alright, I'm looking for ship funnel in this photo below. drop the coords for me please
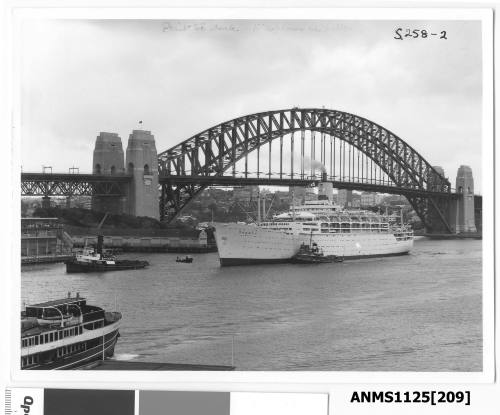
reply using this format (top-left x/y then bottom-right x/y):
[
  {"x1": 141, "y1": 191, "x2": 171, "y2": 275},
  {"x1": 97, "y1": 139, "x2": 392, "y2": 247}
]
[{"x1": 318, "y1": 173, "x2": 333, "y2": 201}]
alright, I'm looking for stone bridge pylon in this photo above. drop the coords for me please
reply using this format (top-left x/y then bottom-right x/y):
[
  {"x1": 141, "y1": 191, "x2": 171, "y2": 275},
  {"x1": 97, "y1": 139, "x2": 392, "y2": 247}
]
[{"x1": 91, "y1": 130, "x2": 159, "y2": 219}]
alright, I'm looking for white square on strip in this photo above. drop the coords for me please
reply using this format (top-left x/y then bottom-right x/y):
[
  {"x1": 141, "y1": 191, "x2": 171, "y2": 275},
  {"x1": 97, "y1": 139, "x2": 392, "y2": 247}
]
[
  {"x1": 7, "y1": 388, "x2": 44, "y2": 415},
  {"x1": 230, "y1": 392, "x2": 328, "y2": 415}
]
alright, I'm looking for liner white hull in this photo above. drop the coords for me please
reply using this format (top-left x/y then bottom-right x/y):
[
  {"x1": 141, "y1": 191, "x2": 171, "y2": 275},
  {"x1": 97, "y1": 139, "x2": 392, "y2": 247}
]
[{"x1": 215, "y1": 223, "x2": 413, "y2": 266}]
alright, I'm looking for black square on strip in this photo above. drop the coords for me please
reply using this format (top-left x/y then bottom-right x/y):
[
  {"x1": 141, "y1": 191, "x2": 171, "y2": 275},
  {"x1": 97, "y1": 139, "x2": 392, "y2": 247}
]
[{"x1": 44, "y1": 389, "x2": 135, "y2": 415}]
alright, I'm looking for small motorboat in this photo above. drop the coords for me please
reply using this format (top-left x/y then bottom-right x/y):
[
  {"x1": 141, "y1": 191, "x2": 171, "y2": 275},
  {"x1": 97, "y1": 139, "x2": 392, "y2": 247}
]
[
  {"x1": 176, "y1": 256, "x2": 193, "y2": 263},
  {"x1": 291, "y1": 242, "x2": 338, "y2": 264}
]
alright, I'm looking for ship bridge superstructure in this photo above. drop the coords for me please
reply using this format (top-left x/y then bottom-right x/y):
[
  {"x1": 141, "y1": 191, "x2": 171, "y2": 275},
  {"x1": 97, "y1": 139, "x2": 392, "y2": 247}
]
[{"x1": 260, "y1": 199, "x2": 411, "y2": 239}]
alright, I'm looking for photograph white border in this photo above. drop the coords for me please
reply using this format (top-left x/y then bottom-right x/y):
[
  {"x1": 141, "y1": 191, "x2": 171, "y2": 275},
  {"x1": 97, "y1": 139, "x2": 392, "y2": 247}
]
[{"x1": 4, "y1": 6, "x2": 495, "y2": 389}]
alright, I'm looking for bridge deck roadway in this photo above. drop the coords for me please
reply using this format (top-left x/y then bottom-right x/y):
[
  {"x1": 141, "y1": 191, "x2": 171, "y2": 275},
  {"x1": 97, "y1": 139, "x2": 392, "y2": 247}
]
[
  {"x1": 20, "y1": 172, "x2": 459, "y2": 199},
  {"x1": 159, "y1": 175, "x2": 457, "y2": 199}
]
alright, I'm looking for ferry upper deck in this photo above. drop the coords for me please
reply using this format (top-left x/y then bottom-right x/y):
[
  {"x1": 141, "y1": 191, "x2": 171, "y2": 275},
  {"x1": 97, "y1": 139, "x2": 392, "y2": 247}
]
[{"x1": 21, "y1": 293, "x2": 117, "y2": 344}]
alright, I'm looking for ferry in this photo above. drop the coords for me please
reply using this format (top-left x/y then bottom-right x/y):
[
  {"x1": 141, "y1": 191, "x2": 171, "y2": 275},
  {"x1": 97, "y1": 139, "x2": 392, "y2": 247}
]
[
  {"x1": 20, "y1": 293, "x2": 121, "y2": 370},
  {"x1": 65, "y1": 235, "x2": 149, "y2": 273},
  {"x1": 214, "y1": 179, "x2": 413, "y2": 266}
]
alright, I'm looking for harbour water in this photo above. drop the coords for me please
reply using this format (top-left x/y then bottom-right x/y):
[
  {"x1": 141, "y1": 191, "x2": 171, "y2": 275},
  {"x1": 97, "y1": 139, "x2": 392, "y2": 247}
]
[{"x1": 21, "y1": 237, "x2": 482, "y2": 371}]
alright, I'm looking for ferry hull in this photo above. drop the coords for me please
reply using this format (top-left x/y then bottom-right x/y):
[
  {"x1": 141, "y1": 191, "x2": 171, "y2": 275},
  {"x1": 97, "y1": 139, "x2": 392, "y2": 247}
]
[{"x1": 25, "y1": 328, "x2": 120, "y2": 370}]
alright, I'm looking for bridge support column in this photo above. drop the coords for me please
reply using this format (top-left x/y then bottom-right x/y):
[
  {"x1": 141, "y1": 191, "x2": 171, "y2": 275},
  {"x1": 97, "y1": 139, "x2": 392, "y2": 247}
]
[
  {"x1": 450, "y1": 165, "x2": 477, "y2": 233},
  {"x1": 125, "y1": 130, "x2": 159, "y2": 219},
  {"x1": 91, "y1": 132, "x2": 126, "y2": 214}
]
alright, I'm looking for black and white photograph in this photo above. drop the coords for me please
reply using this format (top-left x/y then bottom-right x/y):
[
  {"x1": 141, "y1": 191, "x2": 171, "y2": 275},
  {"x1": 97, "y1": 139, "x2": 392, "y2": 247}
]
[{"x1": 14, "y1": 10, "x2": 492, "y2": 377}]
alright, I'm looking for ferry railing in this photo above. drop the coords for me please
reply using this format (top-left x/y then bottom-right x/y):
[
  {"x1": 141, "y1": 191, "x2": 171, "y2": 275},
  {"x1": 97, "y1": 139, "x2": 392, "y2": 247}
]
[{"x1": 82, "y1": 310, "x2": 105, "y2": 323}]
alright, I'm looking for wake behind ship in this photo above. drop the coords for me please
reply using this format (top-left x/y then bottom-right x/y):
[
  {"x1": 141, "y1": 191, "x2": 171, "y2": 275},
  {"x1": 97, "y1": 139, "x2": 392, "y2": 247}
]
[
  {"x1": 215, "y1": 179, "x2": 413, "y2": 266},
  {"x1": 21, "y1": 293, "x2": 121, "y2": 369}
]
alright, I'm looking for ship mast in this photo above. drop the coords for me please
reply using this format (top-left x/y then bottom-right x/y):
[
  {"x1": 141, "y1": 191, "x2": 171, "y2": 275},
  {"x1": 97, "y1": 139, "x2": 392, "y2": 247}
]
[
  {"x1": 257, "y1": 188, "x2": 261, "y2": 224},
  {"x1": 395, "y1": 204, "x2": 405, "y2": 227},
  {"x1": 262, "y1": 195, "x2": 266, "y2": 221}
]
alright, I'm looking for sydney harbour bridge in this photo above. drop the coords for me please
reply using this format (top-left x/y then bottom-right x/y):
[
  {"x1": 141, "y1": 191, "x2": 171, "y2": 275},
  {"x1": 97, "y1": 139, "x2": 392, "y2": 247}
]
[{"x1": 21, "y1": 108, "x2": 480, "y2": 234}]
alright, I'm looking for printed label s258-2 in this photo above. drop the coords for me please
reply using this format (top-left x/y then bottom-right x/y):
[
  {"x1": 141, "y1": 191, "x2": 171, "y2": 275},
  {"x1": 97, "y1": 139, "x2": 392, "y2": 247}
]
[{"x1": 394, "y1": 28, "x2": 447, "y2": 40}]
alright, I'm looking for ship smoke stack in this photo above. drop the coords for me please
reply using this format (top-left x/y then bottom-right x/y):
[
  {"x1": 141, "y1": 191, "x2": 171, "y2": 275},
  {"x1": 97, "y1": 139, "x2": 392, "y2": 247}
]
[
  {"x1": 318, "y1": 174, "x2": 333, "y2": 202},
  {"x1": 302, "y1": 157, "x2": 327, "y2": 176}
]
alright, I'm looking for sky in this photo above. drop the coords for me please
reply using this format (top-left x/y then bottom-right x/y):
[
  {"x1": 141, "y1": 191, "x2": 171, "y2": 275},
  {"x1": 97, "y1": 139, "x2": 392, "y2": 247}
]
[{"x1": 19, "y1": 19, "x2": 483, "y2": 192}]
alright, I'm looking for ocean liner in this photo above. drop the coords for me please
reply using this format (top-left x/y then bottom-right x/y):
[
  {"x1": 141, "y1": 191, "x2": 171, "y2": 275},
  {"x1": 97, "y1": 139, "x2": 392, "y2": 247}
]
[
  {"x1": 20, "y1": 293, "x2": 121, "y2": 369},
  {"x1": 214, "y1": 176, "x2": 414, "y2": 266}
]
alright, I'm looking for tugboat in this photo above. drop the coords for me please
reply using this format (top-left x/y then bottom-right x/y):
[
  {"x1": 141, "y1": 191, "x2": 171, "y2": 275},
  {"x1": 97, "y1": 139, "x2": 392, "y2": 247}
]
[
  {"x1": 176, "y1": 256, "x2": 193, "y2": 263},
  {"x1": 65, "y1": 236, "x2": 149, "y2": 273},
  {"x1": 21, "y1": 292, "x2": 121, "y2": 370},
  {"x1": 291, "y1": 242, "x2": 340, "y2": 264}
]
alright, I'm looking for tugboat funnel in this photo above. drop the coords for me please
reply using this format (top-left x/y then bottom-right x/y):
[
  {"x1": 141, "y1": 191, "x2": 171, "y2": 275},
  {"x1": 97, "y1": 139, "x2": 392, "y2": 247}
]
[{"x1": 97, "y1": 235, "x2": 104, "y2": 255}]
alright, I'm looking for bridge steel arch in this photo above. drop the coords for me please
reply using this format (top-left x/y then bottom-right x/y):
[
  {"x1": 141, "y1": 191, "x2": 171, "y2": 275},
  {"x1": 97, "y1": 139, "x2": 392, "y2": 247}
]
[{"x1": 158, "y1": 108, "x2": 452, "y2": 231}]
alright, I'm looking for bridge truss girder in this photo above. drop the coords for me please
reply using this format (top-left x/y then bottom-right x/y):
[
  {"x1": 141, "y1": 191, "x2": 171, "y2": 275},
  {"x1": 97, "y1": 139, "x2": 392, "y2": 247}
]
[
  {"x1": 20, "y1": 174, "x2": 130, "y2": 197},
  {"x1": 406, "y1": 195, "x2": 453, "y2": 233},
  {"x1": 160, "y1": 182, "x2": 207, "y2": 221}
]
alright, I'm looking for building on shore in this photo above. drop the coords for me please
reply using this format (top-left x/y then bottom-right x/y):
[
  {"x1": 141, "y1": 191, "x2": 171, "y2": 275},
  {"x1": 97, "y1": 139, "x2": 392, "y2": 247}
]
[
  {"x1": 21, "y1": 218, "x2": 72, "y2": 263},
  {"x1": 233, "y1": 185, "x2": 259, "y2": 203},
  {"x1": 351, "y1": 193, "x2": 361, "y2": 208},
  {"x1": 337, "y1": 189, "x2": 353, "y2": 208},
  {"x1": 360, "y1": 192, "x2": 384, "y2": 207}
]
